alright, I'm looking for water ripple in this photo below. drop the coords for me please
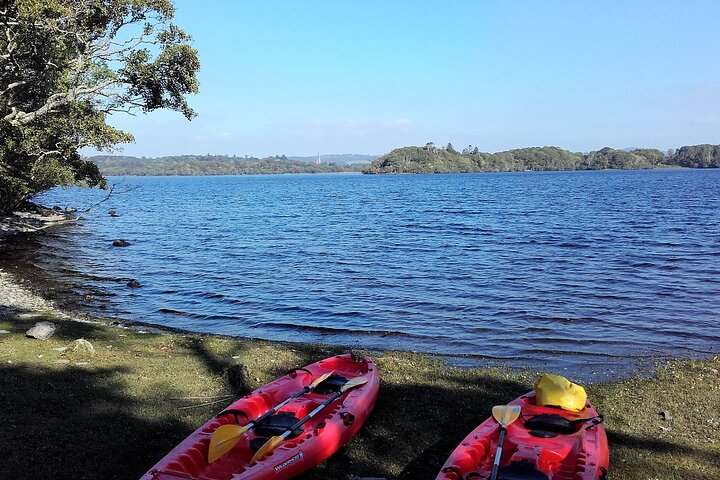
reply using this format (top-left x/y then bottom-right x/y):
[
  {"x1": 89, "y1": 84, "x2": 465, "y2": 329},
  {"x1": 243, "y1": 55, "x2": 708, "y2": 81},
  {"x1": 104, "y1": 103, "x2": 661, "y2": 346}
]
[{"x1": 5, "y1": 169, "x2": 718, "y2": 378}]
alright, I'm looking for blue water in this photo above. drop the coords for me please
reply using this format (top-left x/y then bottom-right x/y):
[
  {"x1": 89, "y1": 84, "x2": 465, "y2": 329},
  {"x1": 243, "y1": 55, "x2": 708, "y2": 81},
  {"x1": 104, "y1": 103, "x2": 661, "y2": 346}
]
[{"x1": 9, "y1": 170, "x2": 720, "y2": 375}]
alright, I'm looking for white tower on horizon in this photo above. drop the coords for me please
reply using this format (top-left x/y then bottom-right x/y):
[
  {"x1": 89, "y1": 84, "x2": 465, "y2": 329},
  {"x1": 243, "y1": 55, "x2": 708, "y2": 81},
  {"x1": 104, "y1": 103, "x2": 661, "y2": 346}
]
[{"x1": 316, "y1": 152, "x2": 321, "y2": 164}]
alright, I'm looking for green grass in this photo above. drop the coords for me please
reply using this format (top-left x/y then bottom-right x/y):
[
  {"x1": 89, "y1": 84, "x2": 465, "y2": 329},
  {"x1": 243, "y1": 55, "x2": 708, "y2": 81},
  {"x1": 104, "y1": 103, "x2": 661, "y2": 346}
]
[{"x1": 1, "y1": 310, "x2": 718, "y2": 479}]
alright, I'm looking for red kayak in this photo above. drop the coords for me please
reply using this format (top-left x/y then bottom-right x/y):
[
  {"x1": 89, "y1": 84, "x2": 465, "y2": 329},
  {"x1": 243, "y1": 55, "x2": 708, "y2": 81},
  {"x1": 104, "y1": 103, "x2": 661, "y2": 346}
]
[
  {"x1": 436, "y1": 391, "x2": 609, "y2": 480},
  {"x1": 141, "y1": 354, "x2": 379, "y2": 480}
]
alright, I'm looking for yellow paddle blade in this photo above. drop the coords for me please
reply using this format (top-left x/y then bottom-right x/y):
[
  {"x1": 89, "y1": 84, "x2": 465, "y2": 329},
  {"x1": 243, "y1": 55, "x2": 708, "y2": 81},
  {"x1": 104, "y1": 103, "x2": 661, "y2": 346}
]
[
  {"x1": 251, "y1": 435, "x2": 283, "y2": 463},
  {"x1": 491, "y1": 405, "x2": 521, "y2": 428},
  {"x1": 207, "y1": 424, "x2": 249, "y2": 463},
  {"x1": 341, "y1": 376, "x2": 368, "y2": 392},
  {"x1": 311, "y1": 371, "x2": 334, "y2": 389}
]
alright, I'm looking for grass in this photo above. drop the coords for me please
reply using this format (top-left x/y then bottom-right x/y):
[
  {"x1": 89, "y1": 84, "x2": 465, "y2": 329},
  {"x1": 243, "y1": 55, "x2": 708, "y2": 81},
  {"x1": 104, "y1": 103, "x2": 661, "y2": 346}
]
[{"x1": 1, "y1": 309, "x2": 718, "y2": 479}]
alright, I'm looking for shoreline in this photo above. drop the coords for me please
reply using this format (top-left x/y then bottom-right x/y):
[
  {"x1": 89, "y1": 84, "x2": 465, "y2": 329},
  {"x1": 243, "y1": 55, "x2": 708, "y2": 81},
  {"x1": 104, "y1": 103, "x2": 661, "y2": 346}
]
[
  {"x1": 0, "y1": 250, "x2": 691, "y2": 383},
  {"x1": 1, "y1": 217, "x2": 716, "y2": 381},
  {"x1": 2, "y1": 236, "x2": 720, "y2": 478}
]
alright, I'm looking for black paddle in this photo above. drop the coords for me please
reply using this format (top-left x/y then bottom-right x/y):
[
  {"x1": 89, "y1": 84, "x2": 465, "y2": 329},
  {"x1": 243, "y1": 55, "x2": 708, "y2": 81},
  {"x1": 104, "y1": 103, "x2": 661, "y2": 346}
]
[{"x1": 251, "y1": 376, "x2": 368, "y2": 462}]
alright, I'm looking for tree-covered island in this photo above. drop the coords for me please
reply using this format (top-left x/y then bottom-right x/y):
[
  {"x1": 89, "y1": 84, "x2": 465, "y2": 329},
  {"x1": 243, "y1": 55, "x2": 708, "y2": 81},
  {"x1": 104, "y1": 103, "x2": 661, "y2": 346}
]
[{"x1": 363, "y1": 143, "x2": 720, "y2": 174}]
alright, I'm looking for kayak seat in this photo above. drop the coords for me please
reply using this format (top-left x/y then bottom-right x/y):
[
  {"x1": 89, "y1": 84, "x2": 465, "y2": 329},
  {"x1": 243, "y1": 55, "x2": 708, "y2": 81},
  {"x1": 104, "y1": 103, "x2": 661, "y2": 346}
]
[
  {"x1": 253, "y1": 411, "x2": 304, "y2": 438},
  {"x1": 313, "y1": 374, "x2": 348, "y2": 394},
  {"x1": 497, "y1": 461, "x2": 550, "y2": 480},
  {"x1": 524, "y1": 414, "x2": 578, "y2": 435}
]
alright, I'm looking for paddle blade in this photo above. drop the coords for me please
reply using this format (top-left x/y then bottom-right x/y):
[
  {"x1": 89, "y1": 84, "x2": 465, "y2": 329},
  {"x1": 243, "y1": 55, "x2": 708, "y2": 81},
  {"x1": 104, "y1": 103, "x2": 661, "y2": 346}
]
[
  {"x1": 251, "y1": 435, "x2": 283, "y2": 462},
  {"x1": 310, "y1": 371, "x2": 334, "y2": 389},
  {"x1": 491, "y1": 405, "x2": 521, "y2": 428},
  {"x1": 341, "y1": 376, "x2": 368, "y2": 392},
  {"x1": 208, "y1": 424, "x2": 249, "y2": 463}
]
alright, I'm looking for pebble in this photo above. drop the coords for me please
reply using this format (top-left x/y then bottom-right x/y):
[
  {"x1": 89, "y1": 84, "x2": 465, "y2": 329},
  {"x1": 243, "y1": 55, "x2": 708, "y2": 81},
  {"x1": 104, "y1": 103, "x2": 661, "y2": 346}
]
[{"x1": 0, "y1": 271, "x2": 54, "y2": 310}]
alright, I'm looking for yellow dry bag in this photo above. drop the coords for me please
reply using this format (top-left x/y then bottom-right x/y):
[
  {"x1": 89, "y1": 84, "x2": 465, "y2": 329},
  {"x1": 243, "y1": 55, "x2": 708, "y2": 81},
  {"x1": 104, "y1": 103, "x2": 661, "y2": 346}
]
[{"x1": 534, "y1": 373, "x2": 587, "y2": 412}]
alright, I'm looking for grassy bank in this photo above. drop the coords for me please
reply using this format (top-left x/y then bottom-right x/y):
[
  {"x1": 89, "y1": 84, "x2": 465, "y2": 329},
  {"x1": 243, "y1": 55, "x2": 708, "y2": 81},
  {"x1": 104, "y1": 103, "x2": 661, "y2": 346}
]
[{"x1": 1, "y1": 310, "x2": 718, "y2": 480}]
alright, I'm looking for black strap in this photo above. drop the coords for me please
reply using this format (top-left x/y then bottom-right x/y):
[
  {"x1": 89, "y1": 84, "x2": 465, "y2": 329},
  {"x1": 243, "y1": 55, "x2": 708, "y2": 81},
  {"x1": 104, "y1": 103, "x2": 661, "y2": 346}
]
[
  {"x1": 216, "y1": 408, "x2": 249, "y2": 424},
  {"x1": 584, "y1": 415, "x2": 604, "y2": 430},
  {"x1": 286, "y1": 367, "x2": 313, "y2": 379},
  {"x1": 572, "y1": 414, "x2": 604, "y2": 426}
]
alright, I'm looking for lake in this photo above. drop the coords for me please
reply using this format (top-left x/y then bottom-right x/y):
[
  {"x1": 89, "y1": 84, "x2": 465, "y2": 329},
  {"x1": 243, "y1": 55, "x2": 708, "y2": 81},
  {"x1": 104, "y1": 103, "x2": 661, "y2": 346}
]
[{"x1": 4, "y1": 169, "x2": 720, "y2": 377}]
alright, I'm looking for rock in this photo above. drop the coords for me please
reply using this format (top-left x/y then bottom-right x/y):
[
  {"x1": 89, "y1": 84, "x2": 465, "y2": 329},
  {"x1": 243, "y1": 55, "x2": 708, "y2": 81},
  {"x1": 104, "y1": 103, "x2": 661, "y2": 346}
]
[
  {"x1": 0, "y1": 329, "x2": 10, "y2": 334},
  {"x1": 108, "y1": 209, "x2": 118, "y2": 217},
  {"x1": 127, "y1": 279, "x2": 141, "y2": 288},
  {"x1": 25, "y1": 321, "x2": 57, "y2": 340},
  {"x1": 65, "y1": 207, "x2": 78, "y2": 213},
  {"x1": 68, "y1": 338, "x2": 95, "y2": 356},
  {"x1": 659, "y1": 410, "x2": 672, "y2": 421},
  {"x1": 112, "y1": 239, "x2": 130, "y2": 247}
]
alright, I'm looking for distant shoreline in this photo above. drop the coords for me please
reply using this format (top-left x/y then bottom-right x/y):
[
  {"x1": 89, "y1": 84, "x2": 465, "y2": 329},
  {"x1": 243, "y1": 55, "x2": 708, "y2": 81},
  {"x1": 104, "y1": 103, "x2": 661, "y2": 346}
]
[{"x1": 89, "y1": 144, "x2": 720, "y2": 176}]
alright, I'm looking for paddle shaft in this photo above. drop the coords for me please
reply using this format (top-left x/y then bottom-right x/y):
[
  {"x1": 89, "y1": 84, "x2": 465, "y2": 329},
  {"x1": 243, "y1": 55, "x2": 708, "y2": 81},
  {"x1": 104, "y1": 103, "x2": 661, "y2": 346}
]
[
  {"x1": 240, "y1": 371, "x2": 334, "y2": 434},
  {"x1": 275, "y1": 388, "x2": 345, "y2": 442},
  {"x1": 250, "y1": 376, "x2": 367, "y2": 462},
  {"x1": 489, "y1": 426, "x2": 508, "y2": 480},
  {"x1": 248, "y1": 383, "x2": 315, "y2": 430}
]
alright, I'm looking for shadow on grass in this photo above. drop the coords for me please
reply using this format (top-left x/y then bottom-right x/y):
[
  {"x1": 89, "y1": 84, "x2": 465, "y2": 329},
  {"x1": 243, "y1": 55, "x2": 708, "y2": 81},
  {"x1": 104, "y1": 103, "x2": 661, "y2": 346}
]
[
  {"x1": 183, "y1": 336, "x2": 253, "y2": 395},
  {"x1": 297, "y1": 374, "x2": 529, "y2": 480},
  {"x1": 2, "y1": 333, "x2": 718, "y2": 480},
  {"x1": 607, "y1": 430, "x2": 720, "y2": 480},
  {"x1": 0, "y1": 306, "x2": 114, "y2": 342},
  {"x1": 0, "y1": 363, "x2": 194, "y2": 480}
]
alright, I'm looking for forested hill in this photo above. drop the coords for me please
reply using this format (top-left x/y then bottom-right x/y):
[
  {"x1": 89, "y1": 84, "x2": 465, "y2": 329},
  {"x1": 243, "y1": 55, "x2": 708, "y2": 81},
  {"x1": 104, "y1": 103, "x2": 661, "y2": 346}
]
[
  {"x1": 363, "y1": 144, "x2": 720, "y2": 174},
  {"x1": 90, "y1": 154, "x2": 374, "y2": 176}
]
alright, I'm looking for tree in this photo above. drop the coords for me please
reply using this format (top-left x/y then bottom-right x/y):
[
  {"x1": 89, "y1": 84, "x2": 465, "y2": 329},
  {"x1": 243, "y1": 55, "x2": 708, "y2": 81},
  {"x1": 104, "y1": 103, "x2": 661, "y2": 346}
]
[
  {"x1": 0, "y1": 0, "x2": 200, "y2": 212},
  {"x1": 446, "y1": 142, "x2": 456, "y2": 153}
]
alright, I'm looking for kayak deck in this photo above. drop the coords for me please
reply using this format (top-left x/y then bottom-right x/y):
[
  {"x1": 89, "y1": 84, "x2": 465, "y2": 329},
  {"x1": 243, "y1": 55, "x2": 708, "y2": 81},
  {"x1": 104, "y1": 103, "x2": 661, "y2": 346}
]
[
  {"x1": 142, "y1": 354, "x2": 379, "y2": 480},
  {"x1": 437, "y1": 392, "x2": 609, "y2": 480}
]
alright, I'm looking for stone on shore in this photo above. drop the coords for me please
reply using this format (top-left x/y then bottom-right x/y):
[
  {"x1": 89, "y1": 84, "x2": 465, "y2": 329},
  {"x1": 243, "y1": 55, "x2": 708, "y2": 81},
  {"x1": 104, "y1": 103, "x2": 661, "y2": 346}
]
[
  {"x1": 25, "y1": 321, "x2": 57, "y2": 340},
  {"x1": 68, "y1": 338, "x2": 95, "y2": 356}
]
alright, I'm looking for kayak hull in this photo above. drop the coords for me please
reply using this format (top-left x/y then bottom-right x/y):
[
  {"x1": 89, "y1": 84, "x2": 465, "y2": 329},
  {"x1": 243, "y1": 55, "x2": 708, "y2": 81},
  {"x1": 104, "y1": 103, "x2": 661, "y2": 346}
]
[
  {"x1": 436, "y1": 391, "x2": 609, "y2": 480},
  {"x1": 141, "y1": 354, "x2": 379, "y2": 480}
]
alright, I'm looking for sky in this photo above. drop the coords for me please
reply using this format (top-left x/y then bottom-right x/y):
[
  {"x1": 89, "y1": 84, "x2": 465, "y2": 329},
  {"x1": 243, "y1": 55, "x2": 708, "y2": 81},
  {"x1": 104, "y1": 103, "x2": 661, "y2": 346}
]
[{"x1": 97, "y1": 0, "x2": 720, "y2": 158}]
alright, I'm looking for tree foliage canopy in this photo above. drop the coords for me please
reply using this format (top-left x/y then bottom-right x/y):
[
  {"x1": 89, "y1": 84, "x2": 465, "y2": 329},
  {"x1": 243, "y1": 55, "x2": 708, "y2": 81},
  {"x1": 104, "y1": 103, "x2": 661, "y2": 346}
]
[
  {"x1": 363, "y1": 144, "x2": 720, "y2": 174},
  {"x1": 0, "y1": 0, "x2": 199, "y2": 212}
]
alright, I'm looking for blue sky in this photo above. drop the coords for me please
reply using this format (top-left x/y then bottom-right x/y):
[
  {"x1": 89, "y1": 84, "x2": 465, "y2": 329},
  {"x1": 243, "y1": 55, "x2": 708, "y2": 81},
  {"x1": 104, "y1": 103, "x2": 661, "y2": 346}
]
[{"x1": 100, "y1": 0, "x2": 720, "y2": 157}]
